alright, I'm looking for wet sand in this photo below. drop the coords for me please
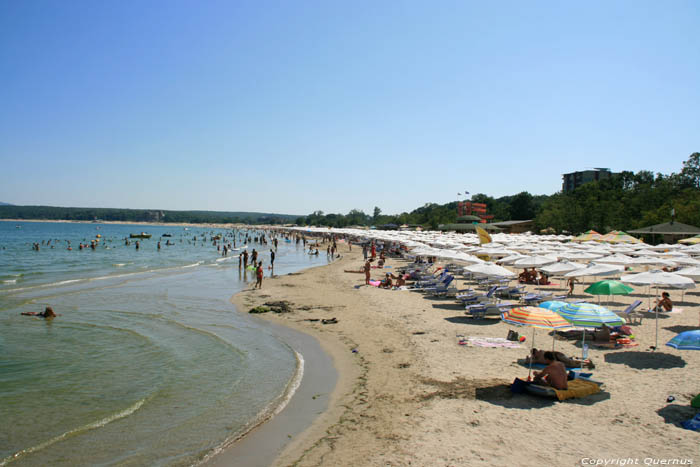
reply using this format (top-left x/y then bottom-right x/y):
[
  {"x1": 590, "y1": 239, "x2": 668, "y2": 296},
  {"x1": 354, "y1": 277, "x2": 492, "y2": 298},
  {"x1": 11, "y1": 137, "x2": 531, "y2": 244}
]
[{"x1": 212, "y1": 245, "x2": 699, "y2": 466}]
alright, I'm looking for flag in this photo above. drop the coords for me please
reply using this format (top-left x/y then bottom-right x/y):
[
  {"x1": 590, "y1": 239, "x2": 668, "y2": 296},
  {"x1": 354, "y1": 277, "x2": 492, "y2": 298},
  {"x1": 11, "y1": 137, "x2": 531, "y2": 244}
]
[{"x1": 475, "y1": 225, "x2": 492, "y2": 245}]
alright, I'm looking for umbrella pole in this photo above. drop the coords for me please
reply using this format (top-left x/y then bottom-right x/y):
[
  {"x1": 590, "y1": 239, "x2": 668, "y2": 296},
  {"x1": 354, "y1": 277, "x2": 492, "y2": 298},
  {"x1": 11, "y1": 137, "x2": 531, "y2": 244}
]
[
  {"x1": 581, "y1": 326, "x2": 586, "y2": 362},
  {"x1": 655, "y1": 285, "x2": 659, "y2": 350},
  {"x1": 528, "y1": 328, "x2": 535, "y2": 380}
]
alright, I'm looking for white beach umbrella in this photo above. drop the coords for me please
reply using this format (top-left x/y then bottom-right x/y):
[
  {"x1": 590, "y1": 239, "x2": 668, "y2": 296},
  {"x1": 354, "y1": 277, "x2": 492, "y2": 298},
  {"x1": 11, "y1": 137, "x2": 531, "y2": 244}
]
[
  {"x1": 464, "y1": 263, "x2": 516, "y2": 278},
  {"x1": 558, "y1": 251, "x2": 605, "y2": 261},
  {"x1": 512, "y1": 255, "x2": 558, "y2": 268},
  {"x1": 539, "y1": 261, "x2": 586, "y2": 276},
  {"x1": 596, "y1": 254, "x2": 635, "y2": 265},
  {"x1": 564, "y1": 263, "x2": 625, "y2": 278},
  {"x1": 496, "y1": 254, "x2": 526, "y2": 265},
  {"x1": 473, "y1": 247, "x2": 516, "y2": 258},
  {"x1": 620, "y1": 270, "x2": 696, "y2": 349},
  {"x1": 675, "y1": 266, "x2": 700, "y2": 280}
]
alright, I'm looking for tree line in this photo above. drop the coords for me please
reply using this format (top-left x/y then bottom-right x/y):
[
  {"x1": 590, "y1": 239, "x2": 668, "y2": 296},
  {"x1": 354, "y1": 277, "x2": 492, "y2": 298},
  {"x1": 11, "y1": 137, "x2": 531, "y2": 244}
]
[
  {"x1": 295, "y1": 153, "x2": 700, "y2": 234},
  {"x1": 0, "y1": 205, "x2": 298, "y2": 225}
]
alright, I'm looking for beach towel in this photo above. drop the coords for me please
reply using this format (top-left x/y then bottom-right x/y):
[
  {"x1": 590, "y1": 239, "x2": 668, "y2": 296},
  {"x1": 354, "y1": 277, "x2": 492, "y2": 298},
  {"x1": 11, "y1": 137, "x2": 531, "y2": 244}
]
[
  {"x1": 518, "y1": 360, "x2": 582, "y2": 371},
  {"x1": 467, "y1": 337, "x2": 521, "y2": 349},
  {"x1": 369, "y1": 280, "x2": 381, "y2": 287},
  {"x1": 681, "y1": 413, "x2": 700, "y2": 432},
  {"x1": 553, "y1": 379, "x2": 601, "y2": 401}
]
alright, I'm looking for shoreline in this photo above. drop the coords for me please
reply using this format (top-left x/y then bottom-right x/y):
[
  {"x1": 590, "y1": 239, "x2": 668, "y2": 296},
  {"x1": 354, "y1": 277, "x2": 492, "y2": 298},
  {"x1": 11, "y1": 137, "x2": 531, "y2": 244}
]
[
  {"x1": 207, "y1": 243, "x2": 698, "y2": 466},
  {"x1": 208, "y1": 253, "x2": 360, "y2": 466}
]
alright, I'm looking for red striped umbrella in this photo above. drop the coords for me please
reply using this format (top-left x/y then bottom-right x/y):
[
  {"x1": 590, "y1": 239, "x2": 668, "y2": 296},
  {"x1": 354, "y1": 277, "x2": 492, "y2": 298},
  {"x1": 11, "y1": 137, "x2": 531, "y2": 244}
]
[
  {"x1": 501, "y1": 306, "x2": 573, "y2": 379},
  {"x1": 501, "y1": 306, "x2": 572, "y2": 329}
]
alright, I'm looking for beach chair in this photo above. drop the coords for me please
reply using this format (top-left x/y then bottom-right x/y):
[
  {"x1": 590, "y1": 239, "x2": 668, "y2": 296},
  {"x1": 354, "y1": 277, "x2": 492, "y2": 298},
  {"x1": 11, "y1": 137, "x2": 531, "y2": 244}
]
[
  {"x1": 457, "y1": 285, "x2": 499, "y2": 305},
  {"x1": 619, "y1": 300, "x2": 643, "y2": 325},
  {"x1": 412, "y1": 270, "x2": 448, "y2": 287},
  {"x1": 466, "y1": 301, "x2": 518, "y2": 319},
  {"x1": 496, "y1": 285, "x2": 526, "y2": 299},
  {"x1": 423, "y1": 276, "x2": 455, "y2": 294}
]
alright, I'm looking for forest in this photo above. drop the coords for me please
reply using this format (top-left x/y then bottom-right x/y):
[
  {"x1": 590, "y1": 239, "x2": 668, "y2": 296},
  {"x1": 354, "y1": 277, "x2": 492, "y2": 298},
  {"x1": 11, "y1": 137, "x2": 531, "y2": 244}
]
[
  {"x1": 2, "y1": 153, "x2": 698, "y2": 234},
  {"x1": 0, "y1": 205, "x2": 298, "y2": 225},
  {"x1": 295, "y1": 152, "x2": 700, "y2": 234}
]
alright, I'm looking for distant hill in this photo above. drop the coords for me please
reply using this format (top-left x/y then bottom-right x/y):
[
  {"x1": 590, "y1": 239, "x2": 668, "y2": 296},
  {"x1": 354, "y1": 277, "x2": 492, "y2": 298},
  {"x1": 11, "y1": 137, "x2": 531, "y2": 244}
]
[
  {"x1": 0, "y1": 202, "x2": 12, "y2": 206},
  {"x1": 0, "y1": 205, "x2": 299, "y2": 225}
]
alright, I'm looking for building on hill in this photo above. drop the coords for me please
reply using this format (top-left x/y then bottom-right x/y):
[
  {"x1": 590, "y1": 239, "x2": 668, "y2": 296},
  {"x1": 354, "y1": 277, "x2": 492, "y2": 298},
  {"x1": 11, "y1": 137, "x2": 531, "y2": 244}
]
[
  {"x1": 457, "y1": 202, "x2": 494, "y2": 222},
  {"x1": 562, "y1": 168, "x2": 615, "y2": 192}
]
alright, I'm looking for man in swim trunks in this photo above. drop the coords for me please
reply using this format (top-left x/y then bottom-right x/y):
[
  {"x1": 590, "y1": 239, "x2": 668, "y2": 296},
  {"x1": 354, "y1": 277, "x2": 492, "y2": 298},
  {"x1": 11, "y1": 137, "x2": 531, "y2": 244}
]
[
  {"x1": 532, "y1": 351, "x2": 568, "y2": 390},
  {"x1": 364, "y1": 260, "x2": 371, "y2": 285}
]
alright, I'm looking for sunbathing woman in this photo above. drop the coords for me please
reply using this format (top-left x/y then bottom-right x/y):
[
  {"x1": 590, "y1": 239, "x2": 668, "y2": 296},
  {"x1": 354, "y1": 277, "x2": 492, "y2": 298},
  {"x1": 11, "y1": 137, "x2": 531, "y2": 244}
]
[
  {"x1": 526, "y1": 348, "x2": 595, "y2": 369},
  {"x1": 653, "y1": 292, "x2": 673, "y2": 312}
]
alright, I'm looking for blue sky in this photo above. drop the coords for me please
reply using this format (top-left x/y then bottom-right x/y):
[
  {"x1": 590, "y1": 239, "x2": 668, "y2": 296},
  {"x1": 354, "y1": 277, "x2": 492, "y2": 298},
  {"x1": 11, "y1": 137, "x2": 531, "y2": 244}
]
[{"x1": 1, "y1": 1, "x2": 698, "y2": 216}]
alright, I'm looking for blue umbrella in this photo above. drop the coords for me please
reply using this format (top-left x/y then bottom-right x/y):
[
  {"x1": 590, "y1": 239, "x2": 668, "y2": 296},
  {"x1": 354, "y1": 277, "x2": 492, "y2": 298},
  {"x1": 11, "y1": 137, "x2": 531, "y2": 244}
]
[
  {"x1": 538, "y1": 301, "x2": 568, "y2": 312},
  {"x1": 666, "y1": 330, "x2": 700, "y2": 351}
]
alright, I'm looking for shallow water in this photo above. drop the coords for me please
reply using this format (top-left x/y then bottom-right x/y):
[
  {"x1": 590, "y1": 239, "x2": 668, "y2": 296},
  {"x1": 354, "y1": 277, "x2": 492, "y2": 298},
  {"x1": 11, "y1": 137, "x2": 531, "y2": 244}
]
[{"x1": 0, "y1": 221, "x2": 327, "y2": 466}]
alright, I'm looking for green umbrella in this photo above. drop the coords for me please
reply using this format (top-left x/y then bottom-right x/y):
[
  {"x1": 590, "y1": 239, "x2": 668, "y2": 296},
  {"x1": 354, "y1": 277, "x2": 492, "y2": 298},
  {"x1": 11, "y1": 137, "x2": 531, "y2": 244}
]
[
  {"x1": 584, "y1": 280, "x2": 634, "y2": 295},
  {"x1": 584, "y1": 280, "x2": 634, "y2": 305}
]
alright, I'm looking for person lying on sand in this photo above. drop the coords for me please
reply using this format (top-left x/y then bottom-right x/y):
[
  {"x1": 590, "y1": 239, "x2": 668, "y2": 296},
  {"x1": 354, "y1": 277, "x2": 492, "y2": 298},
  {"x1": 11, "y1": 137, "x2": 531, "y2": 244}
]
[
  {"x1": 532, "y1": 351, "x2": 568, "y2": 390},
  {"x1": 556, "y1": 324, "x2": 612, "y2": 343},
  {"x1": 526, "y1": 348, "x2": 594, "y2": 369}
]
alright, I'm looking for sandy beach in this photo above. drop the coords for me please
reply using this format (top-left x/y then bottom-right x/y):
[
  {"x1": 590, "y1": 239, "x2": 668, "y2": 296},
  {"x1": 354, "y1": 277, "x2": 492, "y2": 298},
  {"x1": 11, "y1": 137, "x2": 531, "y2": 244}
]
[{"x1": 224, "y1": 243, "x2": 698, "y2": 467}]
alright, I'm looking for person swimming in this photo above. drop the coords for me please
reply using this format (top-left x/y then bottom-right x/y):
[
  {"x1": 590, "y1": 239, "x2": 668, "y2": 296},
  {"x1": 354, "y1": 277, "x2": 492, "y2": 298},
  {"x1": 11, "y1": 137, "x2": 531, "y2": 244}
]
[{"x1": 22, "y1": 306, "x2": 57, "y2": 318}]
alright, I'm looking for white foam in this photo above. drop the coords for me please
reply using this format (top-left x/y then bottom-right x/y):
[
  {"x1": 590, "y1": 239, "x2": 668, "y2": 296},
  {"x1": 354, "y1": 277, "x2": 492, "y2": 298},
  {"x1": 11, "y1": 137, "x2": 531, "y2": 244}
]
[
  {"x1": 1, "y1": 398, "x2": 146, "y2": 466},
  {"x1": 197, "y1": 350, "x2": 305, "y2": 465}
]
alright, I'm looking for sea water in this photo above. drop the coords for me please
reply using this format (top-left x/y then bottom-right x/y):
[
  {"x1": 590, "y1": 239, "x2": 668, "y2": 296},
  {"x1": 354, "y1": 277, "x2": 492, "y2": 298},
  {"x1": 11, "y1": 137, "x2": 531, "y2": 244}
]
[{"x1": 0, "y1": 221, "x2": 328, "y2": 466}]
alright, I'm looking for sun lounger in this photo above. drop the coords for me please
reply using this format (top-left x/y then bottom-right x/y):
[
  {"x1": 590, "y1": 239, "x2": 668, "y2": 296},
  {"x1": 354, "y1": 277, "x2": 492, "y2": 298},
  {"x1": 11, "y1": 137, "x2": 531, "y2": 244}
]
[
  {"x1": 618, "y1": 299, "x2": 643, "y2": 325},
  {"x1": 418, "y1": 275, "x2": 454, "y2": 293},
  {"x1": 457, "y1": 285, "x2": 499, "y2": 305},
  {"x1": 465, "y1": 301, "x2": 518, "y2": 319}
]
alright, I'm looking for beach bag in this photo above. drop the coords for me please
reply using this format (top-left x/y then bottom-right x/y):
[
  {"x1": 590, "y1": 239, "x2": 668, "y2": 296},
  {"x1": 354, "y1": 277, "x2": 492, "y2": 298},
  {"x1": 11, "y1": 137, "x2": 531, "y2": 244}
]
[{"x1": 507, "y1": 330, "x2": 520, "y2": 342}]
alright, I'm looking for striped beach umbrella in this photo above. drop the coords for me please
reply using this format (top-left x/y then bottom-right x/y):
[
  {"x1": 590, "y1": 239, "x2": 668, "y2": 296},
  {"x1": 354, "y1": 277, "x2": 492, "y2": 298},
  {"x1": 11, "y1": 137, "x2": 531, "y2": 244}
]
[
  {"x1": 501, "y1": 306, "x2": 572, "y2": 329},
  {"x1": 666, "y1": 330, "x2": 700, "y2": 351},
  {"x1": 538, "y1": 300, "x2": 569, "y2": 312},
  {"x1": 571, "y1": 230, "x2": 603, "y2": 243},
  {"x1": 600, "y1": 230, "x2": 643, "y2": 244},
  {"x1": 557, "y1": 302, "x2": 625, "y2": 328},
  {"x1": 557, "y1": 302, "x2": 625, "y2": 361},
  {"x1": 501, "y1": 307, "x2": 572, "y2": 379}
]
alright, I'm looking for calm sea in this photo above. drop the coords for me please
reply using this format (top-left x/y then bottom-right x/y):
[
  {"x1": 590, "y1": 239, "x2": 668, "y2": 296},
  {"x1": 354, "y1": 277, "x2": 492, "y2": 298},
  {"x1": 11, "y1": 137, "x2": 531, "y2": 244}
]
[{"x1": 0, "y1": 221, "x2": 327, "y2": 466}]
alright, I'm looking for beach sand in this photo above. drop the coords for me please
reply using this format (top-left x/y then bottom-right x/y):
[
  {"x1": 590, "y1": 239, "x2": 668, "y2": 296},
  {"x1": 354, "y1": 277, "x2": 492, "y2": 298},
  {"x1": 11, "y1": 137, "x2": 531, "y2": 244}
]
[{"x1": 224, "y1": 246, "x2": 699, "y2": 466}]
